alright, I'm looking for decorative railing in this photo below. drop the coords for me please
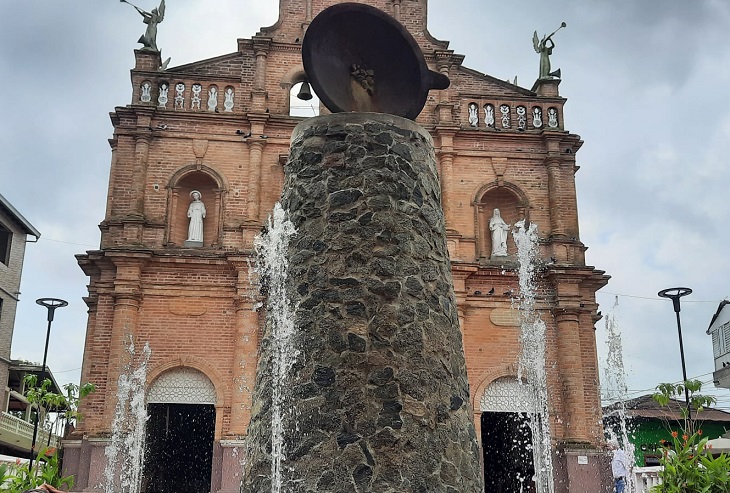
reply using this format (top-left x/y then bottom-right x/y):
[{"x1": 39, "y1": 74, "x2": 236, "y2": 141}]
[
  {"x1": 137, "y1": 79, "x2": 238, "y2": 114},
  {"x1": 0, "y1": 412, "x2": 61, "y2": 451},
  {"x1": 463, "y1": 100, "x2": 563, "y2": 131},
  {"x1": 633, "y1": 466, "x2": 662, "y2": 492}
]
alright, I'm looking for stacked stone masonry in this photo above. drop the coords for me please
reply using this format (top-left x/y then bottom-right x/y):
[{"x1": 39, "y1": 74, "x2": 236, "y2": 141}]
[{"x1": 242, "y1": 114, "x2": 483, "y2": 492}]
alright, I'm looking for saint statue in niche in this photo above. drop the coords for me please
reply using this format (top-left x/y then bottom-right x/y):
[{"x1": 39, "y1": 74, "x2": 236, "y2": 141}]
[
  {"x1": 187, "y1": 190, "x2": 206, "y2": 243},
  {"x1": 489, "y1": 208, "x2": 509, "y2": 257}
]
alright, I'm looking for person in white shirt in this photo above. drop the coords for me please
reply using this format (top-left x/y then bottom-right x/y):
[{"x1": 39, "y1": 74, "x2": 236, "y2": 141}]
[{"x1": 608, "y1": 439, "x2": 629, "y2": 493}]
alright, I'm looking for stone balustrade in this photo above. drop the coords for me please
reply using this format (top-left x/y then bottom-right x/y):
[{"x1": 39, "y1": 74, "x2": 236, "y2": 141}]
[
  {"x1": 633, "y1": 466, "x2": 662, "y2": 492},
  {"x1": 136, "y1": 79, "x2": 238, "y2": 114},
  {"x1": 0, "y1": 411, "x2": 62, "y2": 452},
  {"x1": 464, "y1": 99, "x2": 563, "y2": 131}
]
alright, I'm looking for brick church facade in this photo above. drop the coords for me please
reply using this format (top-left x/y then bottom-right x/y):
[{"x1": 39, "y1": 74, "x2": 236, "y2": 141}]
[{"x1": 66, "y1": 0, "x2": 610, "y2": 491}]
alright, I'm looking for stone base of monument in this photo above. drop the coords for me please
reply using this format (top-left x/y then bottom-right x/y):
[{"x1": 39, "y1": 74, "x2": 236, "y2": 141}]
[
  {"x1": 183, "y1": 240, "x2": 203, "y2": 247},
  {"x1": 241, "y1": 113, "x2": 483, "y2": 492},
  {"x1": 554, "y1": 446, "x2": 614, "y2": 493}
]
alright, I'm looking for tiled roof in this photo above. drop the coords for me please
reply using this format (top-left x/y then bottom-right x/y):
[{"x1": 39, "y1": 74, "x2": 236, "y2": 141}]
[
  {"x1": 604, "y1": 394, "x2": 730, "y2": 423},
  {"x1": 0, "y1": 193, "x2": 40, "y2": 239}
]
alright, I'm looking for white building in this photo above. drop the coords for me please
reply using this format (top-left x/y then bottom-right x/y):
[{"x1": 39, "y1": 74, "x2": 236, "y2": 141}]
[{"x1": 707, "y1": 300, "x2": 730, "y2": 388}]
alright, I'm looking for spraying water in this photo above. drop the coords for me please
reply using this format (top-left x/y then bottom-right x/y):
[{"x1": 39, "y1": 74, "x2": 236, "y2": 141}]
[
  {"x1": 603, "y1": 297, "x2": 636, "y2": 492},
  {"x1": 103, "y1": 339, "x2": 151, "y2": 493},
  {"x1": 513, "y1": 219, "x2": 554, "y2": 493},
  {"x1": 253, "y1": 202, "x2": 299, "y2": 493}
]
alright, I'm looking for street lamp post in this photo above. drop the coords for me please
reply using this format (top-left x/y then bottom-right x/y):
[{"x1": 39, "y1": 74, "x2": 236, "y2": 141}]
[
  {"x1": 29, "y1": 298, "x2": 68, "y2": 471},
  {"x1": 657, "y1": 287, "x2": 693, "y2": 422}
]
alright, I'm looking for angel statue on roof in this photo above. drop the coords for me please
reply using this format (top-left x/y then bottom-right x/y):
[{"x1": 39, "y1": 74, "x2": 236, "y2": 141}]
[
  {"x1": 533, "y1": 22, "x2": 566, "y2": 79},
  {"x1": 123, "y1": 0, "x2": 166, "y2": 52}
]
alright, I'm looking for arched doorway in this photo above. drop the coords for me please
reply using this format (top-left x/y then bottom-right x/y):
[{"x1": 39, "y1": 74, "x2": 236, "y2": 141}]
[
  {"x1": 143, "y1": 368, "x2": 217, "y2": 493},
  {"x1": 480, "y1": 377, "x2": 539, "y2": 493}
]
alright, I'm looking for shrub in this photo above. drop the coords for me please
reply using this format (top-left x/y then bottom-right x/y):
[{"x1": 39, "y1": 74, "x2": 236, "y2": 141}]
[{"x1": 651, "y1": 380, "x2": 730, "y2": 493}]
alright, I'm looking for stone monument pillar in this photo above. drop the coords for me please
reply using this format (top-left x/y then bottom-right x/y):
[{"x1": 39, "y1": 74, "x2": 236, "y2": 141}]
[{"x1": 242, "y1": 113, "x2": 483, "y2": 492}]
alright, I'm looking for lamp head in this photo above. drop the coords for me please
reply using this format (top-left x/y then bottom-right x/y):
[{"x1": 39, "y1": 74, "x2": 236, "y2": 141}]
[
  {"x1": 658, "y1": 287, "x2": 692, "y2": 313},
  {"x1": 36, "y1": 298, "x2": 68, "y2": 322}
]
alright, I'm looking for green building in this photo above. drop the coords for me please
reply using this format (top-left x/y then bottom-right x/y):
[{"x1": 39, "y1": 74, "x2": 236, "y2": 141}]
[{"x1": 604, "y1": 394, "x2": 730, "y2": 466}]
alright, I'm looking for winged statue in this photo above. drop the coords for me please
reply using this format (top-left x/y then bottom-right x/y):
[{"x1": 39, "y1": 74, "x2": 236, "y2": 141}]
[
  {"x1": 122, "y1": 0, "x2": 166, "y2": 52},
  {"x1": 533, "y1": 22, "x2": 566, "y2": 79}
]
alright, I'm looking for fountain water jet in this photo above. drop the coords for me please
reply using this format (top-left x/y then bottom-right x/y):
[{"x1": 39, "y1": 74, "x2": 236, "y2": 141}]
[
  {"x1": 252, "y1": 203, "x2": 299, "y2": 493},
  {"x1": 513, "y1": 219, "x2": 555, "y2": 493},
  {"x1": 603, "y1": 297, "x2": 636, "y2": 493},
  {"x1": 103, "y1": 339, "x2": 151, "y2": 493}
]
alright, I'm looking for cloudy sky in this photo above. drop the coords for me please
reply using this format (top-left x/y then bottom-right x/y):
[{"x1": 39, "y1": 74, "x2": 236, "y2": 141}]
[{"x1": 2, "y1": 0, "x2": 729, "y2": 410}]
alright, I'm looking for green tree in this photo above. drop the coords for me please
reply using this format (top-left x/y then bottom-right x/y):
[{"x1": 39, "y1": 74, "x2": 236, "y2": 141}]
[
  {"x1": 15, "y1": 375, "x2": 96, "y2": 490},
  {"x1": 23, "y1": 375, "x2": 95, "y2": 439}
]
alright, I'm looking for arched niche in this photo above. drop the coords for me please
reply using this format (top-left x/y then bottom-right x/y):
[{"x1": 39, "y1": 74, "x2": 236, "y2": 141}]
[
  {"x1": 473, "y1": 182, "x2": 528, "y2": 259},
  {"x1": 165, "y1": 165, "x2": 227, "y2": 248}
]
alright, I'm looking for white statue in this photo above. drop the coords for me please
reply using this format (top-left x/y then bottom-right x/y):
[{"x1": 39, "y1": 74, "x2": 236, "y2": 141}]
[
  {"x1": 489, "y1": 208, "x2": 509, "y2": 257},
  {"x1": 175, "y1": 83, "x2": 185, "y2": 109},
  {"x1": 517, "y1": 106, "x2": 527, "y2": 130},
  {"x1": 158, "y1": 83, "x2": 169, "y2": 108},
  {"x1": 533, "y1": 107, "x2": 543, "y2": 128},
  {"x1": 140, "y1": 82, "x2": 152, "y2": 102},
  {"x1": 208, "y1": 86, "x2": 218, "y2": 112},
  {"x1": 548, "y1": 107, "x2": 559, "y2": 128},
  {"x1": 500, "y1": 104, "x2": 510, "y2": 128},
  {"x1": 224, "y1": 88, "x2": 234, "y2": 112},
  {"x1": 468, "y1": 103, "x2": 479, "y2": 127},
  {"x1": 191, "y1": 84, "x2": 202, "y2": 110},
  {"x1": 187, "y1": 190, "x2": 206, "y2": 243},
  {"x1": 484, "y1": 104, "x2": 495, "y2": 127}
]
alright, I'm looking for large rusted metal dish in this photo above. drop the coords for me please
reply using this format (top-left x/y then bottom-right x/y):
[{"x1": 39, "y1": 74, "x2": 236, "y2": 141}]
[{"x1": 302, "y1": 3, "x2": 450, "y2": 120}]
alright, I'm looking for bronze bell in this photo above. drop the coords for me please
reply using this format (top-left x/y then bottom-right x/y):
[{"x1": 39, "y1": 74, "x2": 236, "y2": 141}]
[
  {"x1": 296, "y1": 81, "x2": 313, "y2": 101},
  {"x1": 302, "y1": 3, "x2": 450, "y2": 120}
]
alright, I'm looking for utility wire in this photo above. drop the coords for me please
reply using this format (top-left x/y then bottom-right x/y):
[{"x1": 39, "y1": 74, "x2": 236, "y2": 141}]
[
  {"x1": 597, "y1": 291, "x2": 723, "y2": 304},
  {"x1": 39, "y1": 237, "x2": 98, "y2": 248},
  {"x1": 601, "y1": 371, "x2": 721, "y2": 400}
]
